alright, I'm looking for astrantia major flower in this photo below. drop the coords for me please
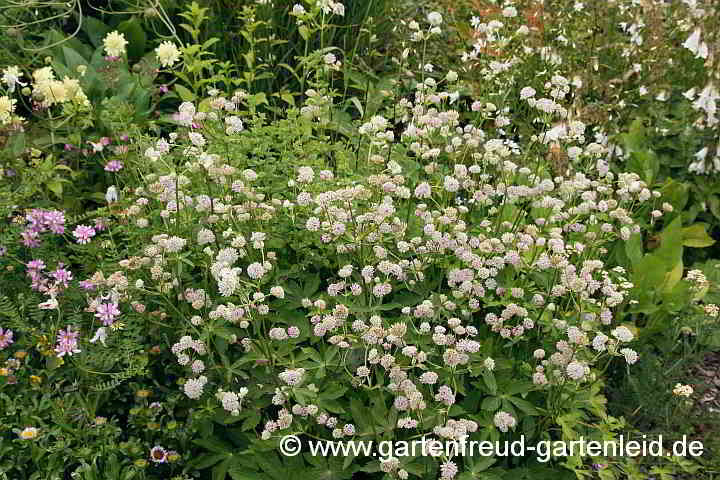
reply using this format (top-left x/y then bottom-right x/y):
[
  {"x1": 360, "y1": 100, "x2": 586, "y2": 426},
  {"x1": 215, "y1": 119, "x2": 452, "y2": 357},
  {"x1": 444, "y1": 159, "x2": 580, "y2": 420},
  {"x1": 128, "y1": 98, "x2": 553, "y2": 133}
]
[{"x1": 493, "y1": 411, "x2": 516, "y2": 432}]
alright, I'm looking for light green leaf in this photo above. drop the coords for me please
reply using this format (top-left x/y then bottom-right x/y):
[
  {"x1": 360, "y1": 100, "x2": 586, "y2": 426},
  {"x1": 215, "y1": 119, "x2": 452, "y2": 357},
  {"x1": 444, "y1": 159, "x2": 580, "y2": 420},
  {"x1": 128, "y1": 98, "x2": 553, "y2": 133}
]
[
  {"x1": 176, "y1": 84, "x2": 196, "y2": 102},
  {"x1": 662, "y1": 261, "x2": 684, "y2": 293},
  {"x1": 47, "y1": 179, "x2": 64, "y2": 198},
  {"x1": 682, "y1": 223, "x2": 715, "y2": 248},
  {"x1": 298, "y1": 25, "x2": 311, "y2": 41}
]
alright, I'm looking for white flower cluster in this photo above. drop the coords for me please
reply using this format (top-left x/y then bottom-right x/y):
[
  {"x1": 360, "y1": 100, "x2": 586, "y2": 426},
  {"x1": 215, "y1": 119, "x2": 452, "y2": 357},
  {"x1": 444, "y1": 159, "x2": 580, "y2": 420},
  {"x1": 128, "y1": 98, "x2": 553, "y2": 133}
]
[{"x1": 216, "y1": 387, "x2": 249, "y2": 416}]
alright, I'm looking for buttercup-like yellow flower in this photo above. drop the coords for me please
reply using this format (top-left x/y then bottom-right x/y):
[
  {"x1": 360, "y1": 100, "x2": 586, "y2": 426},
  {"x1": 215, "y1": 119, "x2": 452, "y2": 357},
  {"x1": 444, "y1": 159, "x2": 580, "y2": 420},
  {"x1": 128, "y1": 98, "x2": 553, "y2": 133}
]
[
  {"x1": 19, "y1": 427, "x2": 39, "y2": 440},
  {"x1": 136, "y1": 389, "x2": 151, "y2": 398}
]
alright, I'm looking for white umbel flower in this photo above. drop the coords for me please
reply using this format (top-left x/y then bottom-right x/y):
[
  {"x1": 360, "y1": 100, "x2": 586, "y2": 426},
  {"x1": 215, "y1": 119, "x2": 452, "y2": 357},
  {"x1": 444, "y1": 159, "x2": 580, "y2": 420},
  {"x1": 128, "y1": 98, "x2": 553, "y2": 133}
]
[{"x1": 427, "y1": 12, "x2": 443, "y2": 26}]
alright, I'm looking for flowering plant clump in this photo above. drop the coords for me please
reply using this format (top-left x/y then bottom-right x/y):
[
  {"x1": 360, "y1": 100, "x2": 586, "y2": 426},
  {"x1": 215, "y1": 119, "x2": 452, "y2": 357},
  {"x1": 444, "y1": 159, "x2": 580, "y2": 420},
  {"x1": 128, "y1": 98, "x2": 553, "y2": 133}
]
[
  {"x1": 77, "y1": 49, "x2": 696, "y2": 474},
  {"x1": 1, "y1": 0, "x2": 720, "y2": 479}
]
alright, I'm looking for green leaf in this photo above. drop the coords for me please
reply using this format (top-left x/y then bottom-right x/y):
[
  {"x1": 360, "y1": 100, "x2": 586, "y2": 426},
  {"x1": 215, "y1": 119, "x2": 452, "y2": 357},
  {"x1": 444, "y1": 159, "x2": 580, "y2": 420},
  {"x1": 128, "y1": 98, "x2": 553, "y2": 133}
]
[
  {"x1": 662, "y1": 261, "x2": 684, "y2": 293},
  {"x1": 9, "y1": 132, "x2": 25, "y2": 156},
  {"x1": 47, "y1": 179, "x2": 64, "y2": 198},
  {"x1": 298, "y1": 25, "x2": 311, "y2": 41},
  {"x1": 241, "y1": 411, "x2": 262, "y2": 431},
  {"x1": 348, "y1": 96, "x2": 364, "y2": 117},
  {"x1": 116, "y1": 18, "x2": 147, "y2": 60},
  {"x1": 681, "y1": 223, "x2": 715, "y2": 248},
  {"x1": 192, "y1": 453, "x2": 228, "y2": 470},
  {"x1": 481, "y1": 397, "x2": 500, "y2": 411},
  {"x1": 194, "y1": 438, "x2": 232, "y2": 454},
  {"x1": 176, "y1": 84, "x2": 196, "y2": 102},
  {"x1": 82, "y1": 16, "x2": 111, "y2": 48},
  {"x1": 507, "y1": 397, "x2": 540, "y2": 415},
  {"x1": 655, "y1": 216, "x2": 684, "y2": 266},
  {"x1": 483, "y1": 371, "x2": 497, "y2": 395},
  {"x1": 213, "y1": 457, "x2": 232, "y2": 480},
  {"x1": 61, "y1": 46, "x2": 88, "y2": 72},
  {"x1": 661, "y1": 180, "x2": 689, "y2": 213},
  {"x1": 625, "y1": 232, "x2": 643, "y2": 267}
]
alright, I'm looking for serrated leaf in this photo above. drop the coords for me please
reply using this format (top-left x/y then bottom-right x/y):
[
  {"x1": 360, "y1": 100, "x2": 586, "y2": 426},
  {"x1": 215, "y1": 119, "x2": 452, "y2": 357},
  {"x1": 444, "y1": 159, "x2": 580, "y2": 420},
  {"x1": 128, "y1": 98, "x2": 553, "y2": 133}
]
[
  {"x1": 483, "y1": 371, "x2": 497, "y2": 395},
  {"x1": 507, "y1": 396, "x2": 540, "y2": 415},
  {"x1": 481, "y1": 396, "x2": 500, "y2": 411}
]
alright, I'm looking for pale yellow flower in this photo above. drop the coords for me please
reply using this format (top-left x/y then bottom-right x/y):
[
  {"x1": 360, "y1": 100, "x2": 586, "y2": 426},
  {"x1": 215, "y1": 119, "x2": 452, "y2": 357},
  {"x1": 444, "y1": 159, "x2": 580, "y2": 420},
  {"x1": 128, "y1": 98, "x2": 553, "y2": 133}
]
[
  {"x1": 673, "y1": 383, "x2": 694, "y2": 397},
  {"x1": 104, "y1": 31, "x2": 128, "y2": 57},
  {"x1": 32, "y1": 66, "x2": 55, "y2": 84},
  {"x1": 35, "y1": 80, "x2": 68, "y2": 105},
  {"x1": 155, "y1": 41, "x2": 181, "y2": 68},
  {"x1": 0, "y1": 95, "x2": 17, "y2": 125}
]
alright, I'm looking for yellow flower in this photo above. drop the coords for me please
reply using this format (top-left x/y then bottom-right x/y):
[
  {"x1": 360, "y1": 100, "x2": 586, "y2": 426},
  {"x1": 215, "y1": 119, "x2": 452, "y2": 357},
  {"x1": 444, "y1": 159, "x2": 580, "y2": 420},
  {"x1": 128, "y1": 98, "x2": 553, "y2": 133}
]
[
  {"x1": 30, "y1": 375, "x2": 42, "y2": 385},
  {"x1": 0, "y1": 367, "x2": 10, "y2": 376},
  {"x1": 103, "y1": 31, "x2": 128, "y2": 57},
  {"x1": 14, "y1": 351, "x2": 27, "y2": 360},
  {"x1": 110, "y1": 321, "x2": 126, "y2": 331},
  {"x1": 134, "y1": 459, "x2": 148, "y2": 468},
  {"x1": 136, "y1": 389, "x2": 151, "y2": 398},
  {"x1": 19, "y1": 427, "x2": 39, "y2": 440}
]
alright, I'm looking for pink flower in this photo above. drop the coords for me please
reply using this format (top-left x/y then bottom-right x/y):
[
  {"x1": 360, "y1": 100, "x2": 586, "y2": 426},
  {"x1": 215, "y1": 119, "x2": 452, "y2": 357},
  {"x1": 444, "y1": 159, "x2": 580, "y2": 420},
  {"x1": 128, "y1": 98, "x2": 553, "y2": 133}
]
[
  {"x1": 55, "y1": 326, "x2": 80, "y2": 357},
  {"x1": 104, "y1": 160, "x2": 124, "y2": 172},
  {"x1": 72, "y1": 225, "x2": 96, "y2": 244},
  {"x1": 0, "y1": 328, "x2": 14, "y2": 349},
  {"x1": 95, "y1": 302, "x2": 120, "y2": 326}
]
